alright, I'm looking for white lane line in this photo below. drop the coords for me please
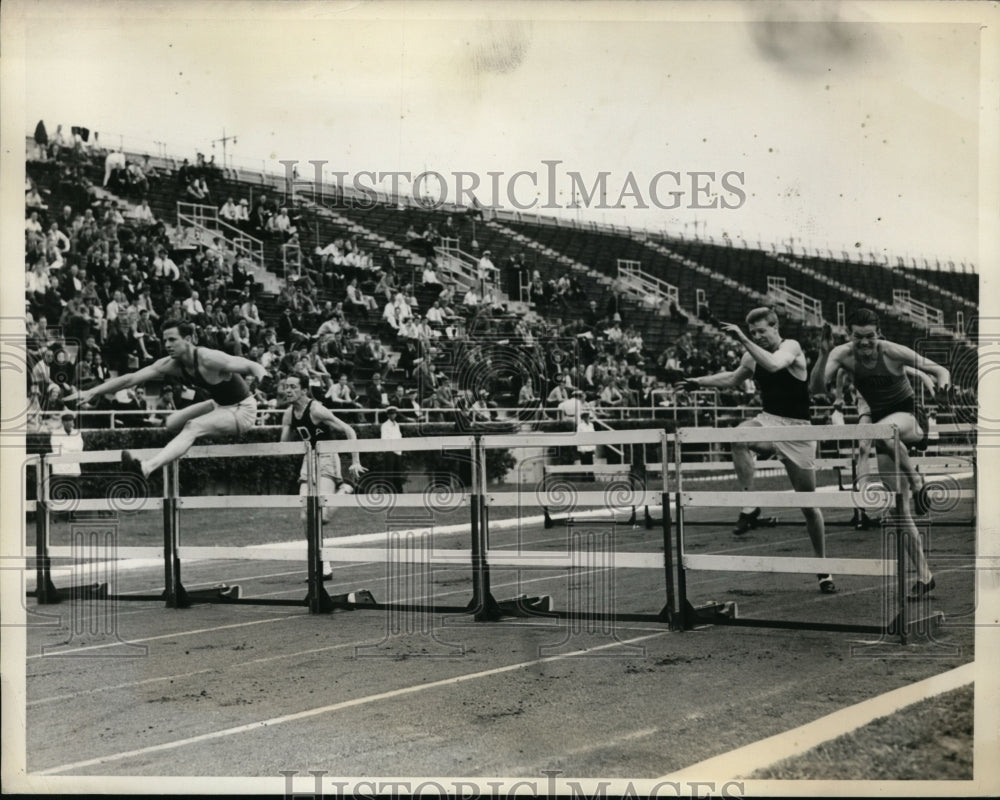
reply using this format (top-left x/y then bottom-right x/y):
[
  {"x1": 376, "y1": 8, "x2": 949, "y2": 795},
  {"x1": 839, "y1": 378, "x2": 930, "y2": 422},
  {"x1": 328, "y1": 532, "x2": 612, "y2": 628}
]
[
  {"x1": 27, "y1": 669, "x2": 215, "y2": 707},
  {"x1": 34, "y1": 631, "x2": 667, "y2": 775},
  {"x1": 659, "y1": 661, "x2": 975, "y2": 781},
  {"x1": 26, "y1": 616, "x2": 293, "y2": 660},
  {"x1": 28, "y1": 639, "x2": 376, "y2": 707}
]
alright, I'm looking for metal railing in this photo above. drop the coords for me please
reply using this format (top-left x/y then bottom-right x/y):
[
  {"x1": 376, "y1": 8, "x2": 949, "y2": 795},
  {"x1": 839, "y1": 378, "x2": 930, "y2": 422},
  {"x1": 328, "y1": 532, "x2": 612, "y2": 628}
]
[
  {"x1": 893, "y1": 289, "x2": 944, "y2": 329},
  {"x1": 767, "y1": 276, "x2": 823, "y2": 326},
  {"x1": 616, "y1": 259, "x2": 679, "y2": 307},
  {"x1": 176, "y1": 201, "x2": 265, "y2": 269}
]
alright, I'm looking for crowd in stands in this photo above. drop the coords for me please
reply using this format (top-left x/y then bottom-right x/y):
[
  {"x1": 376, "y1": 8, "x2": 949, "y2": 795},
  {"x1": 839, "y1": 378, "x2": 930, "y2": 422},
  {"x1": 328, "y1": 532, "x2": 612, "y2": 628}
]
[{"x1": 26, "y1": 122, "x2": 846, "y2": 436}]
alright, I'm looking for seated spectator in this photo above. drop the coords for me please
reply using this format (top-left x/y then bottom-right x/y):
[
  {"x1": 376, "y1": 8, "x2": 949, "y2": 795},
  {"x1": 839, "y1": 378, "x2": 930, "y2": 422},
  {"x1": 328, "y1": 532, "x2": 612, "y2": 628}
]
[
  {"x1": 226, "y1": 319, "x2": 252, "y2": 357},
  {"x1": 546, "y1": 377, "x2": 570, "y2": 409},
  {"x1": 182, "y1": 290, "x2": 206, "y2": 323},
  {"x1": 345, "y1": 278, "x2": 378, "y2": 319},
  {"x1": 219, "y1": 197, "x2": 241, "y2": 227},
  {"x1": 325, "y1": 373, "x2": 363, "y2": 413},
  {"x1": 126, "y1": 160, "x2": 149, "y2": 195},
  {"x1": 367, "y1": 374, "x2": 391, "y2": 416},
  {"x1": 270, "y1": 207, "x2": 295, "y2": 241},
  {"x1": 131, "y1": 199, "x2": 157, "y2": 227},
  {"x1": 185, "y1": 176, "x2": 208, "y2": 201},
  {"x1": 597, "y1": 376, "x2": 625, "y2": 411},
  {"x1": 113, "y1": 384, "x2": 153, "y2": 428}
]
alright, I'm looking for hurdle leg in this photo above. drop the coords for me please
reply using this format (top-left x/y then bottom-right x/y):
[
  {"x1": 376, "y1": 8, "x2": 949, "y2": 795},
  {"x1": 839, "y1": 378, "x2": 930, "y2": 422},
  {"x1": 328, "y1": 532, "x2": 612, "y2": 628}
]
[
  {"x1": 468, "y1": 437, "x2": 502, "y2": 621},
  {"x1": 31, "y1": 456, "x2": 61, "y2": 604},
  {"x1": 162, "y1": 461, "x2": 186, "y2": 608},
  {"x1": 305, "y1": 449, "x2": 335, "y2": 613}
]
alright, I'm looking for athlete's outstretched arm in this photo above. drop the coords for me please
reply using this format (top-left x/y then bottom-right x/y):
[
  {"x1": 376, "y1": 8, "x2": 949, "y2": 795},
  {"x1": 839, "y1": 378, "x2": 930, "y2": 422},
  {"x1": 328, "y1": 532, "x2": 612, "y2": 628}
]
[
  {"x1": 312, "y1": 404, "x2": 367, "y2": 476},
  {"x1": 64, "y1": 357, "x2": 176, "y2": 405}
]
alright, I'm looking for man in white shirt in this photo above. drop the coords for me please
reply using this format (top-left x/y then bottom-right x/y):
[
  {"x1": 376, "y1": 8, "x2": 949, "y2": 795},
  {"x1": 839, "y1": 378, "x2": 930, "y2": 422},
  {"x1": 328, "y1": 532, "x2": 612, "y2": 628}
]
[
  {"x1": 425, "y1": 300, "x2": 446, "y2": 328},
  {"x1": 380, "y1": 406, "x2": 405, "y2": 492},
  {"x1": 477, "y1": 250, "x2": 498, "y2": 294},
  {"x1": 103, "y1": 151, "x2": 126, "y2": 186},
  {"x1": 131, "y1": 199, "x2": 157, "y2": 226},
  {"x1": 153, "y1": 250, "x2": 180, "y2": 283},
  {"x1": 182, "y1": 291, "x2": 205, "y2": 320},
  {"x1": 463, "y1": 287, "x2": 480, "y2": 308},
  {"x1": 219, "y1": 197, "x2": 240, "y2": 225},
  {"x1": 49, "y1": 412, "x2": 84, "y2": 511},
  {"x1": 557, "y1": 389, "x2": 589, "y2": 422}
]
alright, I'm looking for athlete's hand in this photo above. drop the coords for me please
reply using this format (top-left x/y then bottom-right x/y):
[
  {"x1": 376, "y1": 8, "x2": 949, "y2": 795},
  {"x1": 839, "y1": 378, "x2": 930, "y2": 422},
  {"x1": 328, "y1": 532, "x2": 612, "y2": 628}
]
[
  {"x1": 63, "y1": 388, "x2": 94, "y2": 406},
  {"x1": 718, "y1": 322, "x2": 743, "y2": 341},
  {"x1": 818, "y1": 322, "x2": 834, "y2": 354},
  {"x1": 348, "y1": 463, "x2": 368, "y2": 477}
]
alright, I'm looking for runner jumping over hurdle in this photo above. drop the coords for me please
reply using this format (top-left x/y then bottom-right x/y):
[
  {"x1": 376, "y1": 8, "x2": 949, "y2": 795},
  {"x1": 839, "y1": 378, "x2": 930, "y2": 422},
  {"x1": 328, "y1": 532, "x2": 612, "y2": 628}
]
[
  {"x1": 66, "y1": 319, "x2": 264, "y2": 478},
  {"x1": 838, "y1": 361, "x2": 939, "y2": 530},
  {"x1": 810, "y1": 308, "x2": 950, "y2": 599},
  {"x1": 280, "y1": 371, "x2": 367, "y2": 580},
  {"x1": 677, "y1": 307, "x2": 835, "y2": 594}
]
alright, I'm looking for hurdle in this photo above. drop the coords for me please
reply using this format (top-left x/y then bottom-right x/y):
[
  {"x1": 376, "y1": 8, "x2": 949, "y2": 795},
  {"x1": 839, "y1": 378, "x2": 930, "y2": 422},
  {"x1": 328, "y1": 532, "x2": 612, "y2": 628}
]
[
  {"x1": 480, "y1": 428, "x2": 676, "y2": 625},
  {"x1": 312, "y1": 428, "x2": 677, "y2": 623},
  {"x1": 672, "y1": 424, "x2": 948, "y2": 643},
  {"x1": 28, "y1": 441, "x2": 330, "y2": 608}
]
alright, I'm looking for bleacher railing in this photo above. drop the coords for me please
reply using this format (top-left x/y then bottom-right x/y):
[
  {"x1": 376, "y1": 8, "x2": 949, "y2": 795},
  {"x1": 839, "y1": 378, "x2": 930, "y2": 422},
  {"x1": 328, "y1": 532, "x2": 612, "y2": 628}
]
[
  {"x1": 616, "y1": 259, "x2": 680, "y2": 307},
  {"x1": 893, "y1": 289, "x2": 945, "y2": 330},
  {"x1": 766, "y1": 276, "x2": 823, "y2": 326},
  {"x1": 175, "y1": 201, "x2": 265, "y2": 269}
]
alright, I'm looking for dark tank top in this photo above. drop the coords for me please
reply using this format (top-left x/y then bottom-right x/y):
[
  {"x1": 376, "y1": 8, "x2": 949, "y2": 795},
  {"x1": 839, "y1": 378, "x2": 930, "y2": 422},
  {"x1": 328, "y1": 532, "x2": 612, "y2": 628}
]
[
  {"x1": 755, "y1": 357, "x2": 811, "y2": 421},
  {"x1": 290, "y1": 400, "x2": 328, "y2": 445},
  {"x1": 853, "y1": 347, "x2": 913, "y2": 418},
  {"x1": 178, "y1": 347, "x2": 250, "y2": 405}
]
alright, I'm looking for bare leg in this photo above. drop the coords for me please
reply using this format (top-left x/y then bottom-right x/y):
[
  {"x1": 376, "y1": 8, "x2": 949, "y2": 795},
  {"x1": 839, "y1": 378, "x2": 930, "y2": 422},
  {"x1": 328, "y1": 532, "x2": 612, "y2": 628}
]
[
  {"x1": 138, "y1": 402, "x2": 239, "y2": 476},
  {"x1": 784, "y1": 461, "x2": 825, "y2": 558},
  {"x1": 877, "y1": 452, "x2": 932, "y2": 582}
]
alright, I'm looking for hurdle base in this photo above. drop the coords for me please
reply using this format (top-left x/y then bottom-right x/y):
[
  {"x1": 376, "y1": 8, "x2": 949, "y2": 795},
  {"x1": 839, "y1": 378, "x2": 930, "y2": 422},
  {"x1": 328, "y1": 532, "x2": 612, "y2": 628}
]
[
  {"x1": 316, "y1": 588, "x2": 378, "y2": 612},
  {"x1": 496, "y1": 594, "x2": 552, "y2": 617},
  {"x1": 28, "y1": 581, "x2": 108, "y2": 603},
  {"x1": 644, "y1": 507, "x2": 662, "y2": 529},
  {"x1": 170, "y1": 583, "x2": 241, "y2": 608},
  {"x1": 887, "y1": 610, "x2": 946, "y2": 645},
  {"x1": 680, "y1": 599, "x2": 739, "y2": 630}
]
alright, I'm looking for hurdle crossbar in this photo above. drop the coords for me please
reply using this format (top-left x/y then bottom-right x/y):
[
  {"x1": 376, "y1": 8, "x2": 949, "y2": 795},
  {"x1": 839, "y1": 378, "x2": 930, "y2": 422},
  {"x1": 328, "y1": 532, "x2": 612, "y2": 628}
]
[
  {"x1": 678, "y1": 423, "x2": 898, "y2": 444},
  {"x1": 682, "y1": 554, "x2": 894, "y2": 577},
  {"x1": 681, "y1": 491, "x2": 894, "y2": 509},
  {"x1": 488, "y1": 490, "x2": 663, "y2": 508}
]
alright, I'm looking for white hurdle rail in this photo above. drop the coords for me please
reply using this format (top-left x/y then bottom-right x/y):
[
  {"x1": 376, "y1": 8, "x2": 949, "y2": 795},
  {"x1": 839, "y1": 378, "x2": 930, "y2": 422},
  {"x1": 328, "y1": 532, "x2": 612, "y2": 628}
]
[
  {"x1": 30, "y1": 441, "x2": 321, "y2": 609},
  {"x1": 315, "y1": 428, "x2": 677, "y2": 623},
  {"x1": 673, "y1": 424, "x2": 941, "y2": 643}
]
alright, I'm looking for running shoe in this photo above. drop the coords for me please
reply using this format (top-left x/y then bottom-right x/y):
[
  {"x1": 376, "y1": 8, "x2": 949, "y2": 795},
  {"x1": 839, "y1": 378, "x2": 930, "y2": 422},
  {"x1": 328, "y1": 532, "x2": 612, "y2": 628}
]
[
  {"x1": 907, "y1": 576, "x2": 936, "y2": 601},
  {"x1": 732, "y1": 507, "x2": 777, "y2": 535},
  {"x1": 817, "y1": 574, "x2": 837, "y2": 594},
  {"x1": 121, "y1": 450, "x2": 143, "y2": 477},
  {"x1": 732, "y1": 508, "x2": 760, "y2": 535}
]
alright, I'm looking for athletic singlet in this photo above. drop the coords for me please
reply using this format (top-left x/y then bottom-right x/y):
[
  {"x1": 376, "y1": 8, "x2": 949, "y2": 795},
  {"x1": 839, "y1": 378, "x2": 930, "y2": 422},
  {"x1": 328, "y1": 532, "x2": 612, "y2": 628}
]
[
  {"x1": 754, "y1": 354, "x2": 811, "y2": 420},
  {"x1": 852, "y1": 347, "x2": 913, "y2": 419},
  {"x1": 290, "y1": 399, "x2": 329, "y2": 444},
  {"x1": 178, "y1": 347, "x2": 250, "y2": 406}
]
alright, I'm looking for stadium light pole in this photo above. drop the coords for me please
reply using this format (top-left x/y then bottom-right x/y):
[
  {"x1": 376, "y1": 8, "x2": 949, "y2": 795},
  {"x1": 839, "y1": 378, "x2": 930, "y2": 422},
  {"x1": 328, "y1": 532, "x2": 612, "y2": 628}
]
[{"x1": 211, "y1": 128, "x2": 238, "y2": 170}]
